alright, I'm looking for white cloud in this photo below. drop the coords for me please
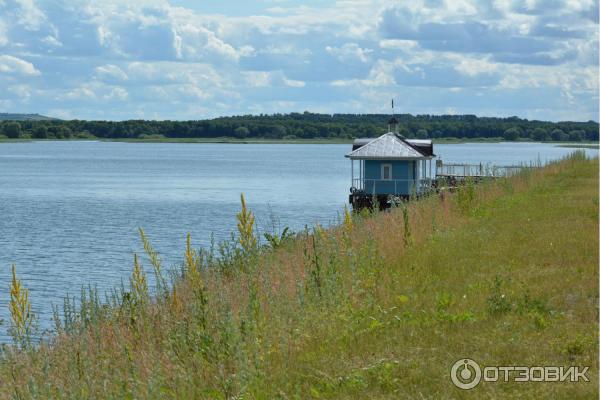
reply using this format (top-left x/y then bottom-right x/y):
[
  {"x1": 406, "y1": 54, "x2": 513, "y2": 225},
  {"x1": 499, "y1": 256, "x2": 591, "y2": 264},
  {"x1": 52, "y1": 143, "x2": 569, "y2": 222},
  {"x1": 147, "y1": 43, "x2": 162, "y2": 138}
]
[
  {"x1": 453, "y1": 56, "x2": 499, "y2": 76},
  {"x1": 125, "y1": 61, "x2": 225, "y2": 89},
  {"x1": 0, "y1": 55, "x2": 40, "y2": 75},
  {"x1": 173, "y1": 23, "x2": 240, "y2": 61},
  {"x1": 283, "y1": 78, "x2": 305, "y2": 87},
  {"x1": 175, "y1": 85, "x2": 211, "y2": 100},
  {"x1": 0, "y1": 19, "x2": 7, "y2": 46},
  {"x1": 12, "y1": 0, "x2": 47, "y2": 30},
  {"x1": 41, "y1": 35, "x2": 62, "y2": 47},
  {"x1": 378, "y1": 39, "x2": 418, "y2": 51},
  {"x1": 7, "y1": 84, "x2": 31, "y2": 101},
  {"x1": 330, "y1": 60, "x2": 397, "y2": 88},
  {"x1": 242, "y1": 70, "x2": 305, "y2": 88},
  {"x1": 104, "y1": 86, "x2": 128, "y2": 101},
  {"x1": 57, "y1": 86, "x2": 96, "y2": 101},
  {"x1": 127, "y1": 62, "x2": 159, "y2": 81},
  {"x1": 94, "y1": 64, "x2": 128, "y2": 81},
  {"x1": 326, "y1": 43, "x2": 373, "y2": 63},
  {"x1": 498, "y1": 64, "x2": 598, "y2": 93}
]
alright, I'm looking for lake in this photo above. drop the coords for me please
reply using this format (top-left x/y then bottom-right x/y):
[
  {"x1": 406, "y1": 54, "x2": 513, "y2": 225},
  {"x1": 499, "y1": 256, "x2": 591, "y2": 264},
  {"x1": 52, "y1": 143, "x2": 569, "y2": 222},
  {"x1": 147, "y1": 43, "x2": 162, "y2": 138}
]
[{"x1": 0, "y1": 141, "x2": 597, "y2": 340}]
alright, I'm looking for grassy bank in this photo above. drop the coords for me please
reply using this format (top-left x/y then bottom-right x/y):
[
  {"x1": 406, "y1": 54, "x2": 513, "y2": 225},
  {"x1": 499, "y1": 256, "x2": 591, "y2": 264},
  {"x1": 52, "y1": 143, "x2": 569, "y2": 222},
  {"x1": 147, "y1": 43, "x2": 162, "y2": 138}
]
[{"x1": 0, "y1": 153, "x2": 598, "y2": 399}]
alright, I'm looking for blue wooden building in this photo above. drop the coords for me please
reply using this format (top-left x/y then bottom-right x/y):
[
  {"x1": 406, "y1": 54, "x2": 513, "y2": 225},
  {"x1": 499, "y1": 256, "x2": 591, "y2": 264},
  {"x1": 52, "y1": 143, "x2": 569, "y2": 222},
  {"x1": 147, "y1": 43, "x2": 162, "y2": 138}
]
[{"x1": 345, "y1": 118, "x2": 436, "y2": 209}]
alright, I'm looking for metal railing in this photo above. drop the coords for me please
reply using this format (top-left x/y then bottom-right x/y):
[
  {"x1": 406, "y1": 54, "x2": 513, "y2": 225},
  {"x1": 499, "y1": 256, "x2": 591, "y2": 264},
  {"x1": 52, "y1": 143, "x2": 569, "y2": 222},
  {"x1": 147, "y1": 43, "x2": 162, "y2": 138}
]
[
  {"x1": 436, "y1": 163, "x2": 534, "y2": 178},
  {"x1": 352, "y1": 178, "x2": 434, "y2": 195}
]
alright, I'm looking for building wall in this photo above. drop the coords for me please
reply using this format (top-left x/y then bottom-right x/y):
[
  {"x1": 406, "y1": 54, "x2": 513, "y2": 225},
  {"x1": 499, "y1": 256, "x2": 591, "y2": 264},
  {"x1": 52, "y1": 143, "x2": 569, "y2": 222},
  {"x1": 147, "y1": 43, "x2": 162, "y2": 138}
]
[{"x1": 363, "y1": 160, "x2": 416, "y2": 195}]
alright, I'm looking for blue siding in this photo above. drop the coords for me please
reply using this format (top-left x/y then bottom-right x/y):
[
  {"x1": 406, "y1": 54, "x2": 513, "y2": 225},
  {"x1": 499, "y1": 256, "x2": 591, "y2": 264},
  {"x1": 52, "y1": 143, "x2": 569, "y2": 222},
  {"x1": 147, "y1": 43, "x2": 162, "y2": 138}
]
[{"x1": 363, "y1": 160, "x2": 416, "y2": 195}]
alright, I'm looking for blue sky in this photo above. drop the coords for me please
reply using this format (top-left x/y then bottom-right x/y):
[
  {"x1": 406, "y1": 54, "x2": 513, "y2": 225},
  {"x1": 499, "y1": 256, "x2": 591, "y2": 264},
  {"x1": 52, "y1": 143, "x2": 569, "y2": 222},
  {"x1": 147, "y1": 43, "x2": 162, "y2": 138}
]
[{"x1": 0, "y1": 0, "x2": 598, "y2": 121}]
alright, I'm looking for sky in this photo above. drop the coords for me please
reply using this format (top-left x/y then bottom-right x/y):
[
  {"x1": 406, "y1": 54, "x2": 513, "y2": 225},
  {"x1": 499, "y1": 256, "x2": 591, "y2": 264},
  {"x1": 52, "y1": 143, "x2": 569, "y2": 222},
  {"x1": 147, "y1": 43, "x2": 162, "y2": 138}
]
[{"x1": 0, "y1": 0, "x2": 598, "y2": 121}]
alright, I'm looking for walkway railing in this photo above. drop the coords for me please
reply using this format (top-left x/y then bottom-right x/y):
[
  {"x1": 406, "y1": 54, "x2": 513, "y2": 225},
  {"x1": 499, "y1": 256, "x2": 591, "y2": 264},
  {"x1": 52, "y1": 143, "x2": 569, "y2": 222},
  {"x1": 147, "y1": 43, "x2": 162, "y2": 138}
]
[{"x1": 436, "y1": 162, "x2": 535, "y2": 178}]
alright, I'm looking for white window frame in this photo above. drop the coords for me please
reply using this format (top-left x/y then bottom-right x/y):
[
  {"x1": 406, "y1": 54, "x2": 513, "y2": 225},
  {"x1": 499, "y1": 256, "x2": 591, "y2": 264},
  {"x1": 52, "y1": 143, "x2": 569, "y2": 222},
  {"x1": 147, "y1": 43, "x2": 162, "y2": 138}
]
[{"x1": 381, "y1": 163, "x2": 392, "y2": 181}]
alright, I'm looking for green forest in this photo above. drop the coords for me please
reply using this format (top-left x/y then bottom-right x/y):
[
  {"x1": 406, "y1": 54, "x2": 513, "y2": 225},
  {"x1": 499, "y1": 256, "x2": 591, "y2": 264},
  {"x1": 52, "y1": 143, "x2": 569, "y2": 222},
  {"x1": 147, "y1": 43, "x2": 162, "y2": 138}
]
[{"x1": 0, "y1": 112, "x2": 598, "y2": 141}]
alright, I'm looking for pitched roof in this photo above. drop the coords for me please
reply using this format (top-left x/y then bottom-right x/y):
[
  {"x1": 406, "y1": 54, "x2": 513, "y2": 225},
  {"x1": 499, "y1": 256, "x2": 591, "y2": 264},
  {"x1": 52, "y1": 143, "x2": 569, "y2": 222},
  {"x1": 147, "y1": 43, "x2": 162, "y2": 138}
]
[
  {"x1": 345, "y1": 132, "x2": 430, "y2": 160},
  {"x1": 352, "y1": 138, "x2": 375, "y2": 150},
  {"x1": 406, "y1": 139, "x2": 435, "y2": 157}
]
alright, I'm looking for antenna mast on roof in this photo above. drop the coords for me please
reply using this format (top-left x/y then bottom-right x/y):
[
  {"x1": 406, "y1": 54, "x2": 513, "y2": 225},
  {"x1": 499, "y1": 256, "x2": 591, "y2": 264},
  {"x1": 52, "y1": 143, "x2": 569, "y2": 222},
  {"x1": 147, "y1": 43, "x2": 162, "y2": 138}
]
[{"x1": 388, "y1": 99, "x2": 399, "y2": 134}]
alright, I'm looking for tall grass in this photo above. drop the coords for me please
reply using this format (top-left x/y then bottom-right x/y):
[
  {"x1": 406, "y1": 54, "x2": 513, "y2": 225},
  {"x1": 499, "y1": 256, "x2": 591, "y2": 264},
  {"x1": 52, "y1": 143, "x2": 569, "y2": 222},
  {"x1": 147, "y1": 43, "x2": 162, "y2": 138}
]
[
  {"x1": 8, "y1": 265, "x2": 35, "y2": 349},
  {"x1": 1, "y1": 152, "x2": 597, "y2": 399}
]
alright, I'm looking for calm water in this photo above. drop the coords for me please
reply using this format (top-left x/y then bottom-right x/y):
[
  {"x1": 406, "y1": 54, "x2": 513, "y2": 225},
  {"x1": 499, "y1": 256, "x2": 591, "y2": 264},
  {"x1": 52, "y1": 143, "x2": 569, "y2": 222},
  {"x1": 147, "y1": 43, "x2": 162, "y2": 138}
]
[{"x1": 0, "y1": 141, "x2": 597, "y2": 340}]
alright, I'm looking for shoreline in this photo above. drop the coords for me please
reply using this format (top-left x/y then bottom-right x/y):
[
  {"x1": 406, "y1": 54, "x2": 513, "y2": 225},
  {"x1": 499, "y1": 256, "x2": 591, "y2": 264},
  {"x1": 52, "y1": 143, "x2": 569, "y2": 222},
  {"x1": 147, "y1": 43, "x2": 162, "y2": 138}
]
[{"x1": 0, "y1": 137, "x2": 598, "y2": 145}]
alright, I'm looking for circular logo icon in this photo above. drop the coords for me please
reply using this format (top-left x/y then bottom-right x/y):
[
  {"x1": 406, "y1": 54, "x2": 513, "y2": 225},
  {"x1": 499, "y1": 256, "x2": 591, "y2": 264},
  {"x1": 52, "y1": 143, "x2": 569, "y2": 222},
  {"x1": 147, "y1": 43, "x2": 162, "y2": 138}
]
[{"x1": 451, "y1": 358, "x2": 482, "y2": 390}]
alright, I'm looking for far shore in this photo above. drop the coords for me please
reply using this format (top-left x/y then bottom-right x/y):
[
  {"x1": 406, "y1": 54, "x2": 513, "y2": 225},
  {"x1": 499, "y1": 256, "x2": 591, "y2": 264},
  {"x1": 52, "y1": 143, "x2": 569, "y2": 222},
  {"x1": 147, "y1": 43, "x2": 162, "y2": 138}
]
[
  {"x1": 556, "y1": 143, "x2": 600, "y2": 149},
  {"x1": 0, "y1": 136, "x2": 598, "y2": 146}
]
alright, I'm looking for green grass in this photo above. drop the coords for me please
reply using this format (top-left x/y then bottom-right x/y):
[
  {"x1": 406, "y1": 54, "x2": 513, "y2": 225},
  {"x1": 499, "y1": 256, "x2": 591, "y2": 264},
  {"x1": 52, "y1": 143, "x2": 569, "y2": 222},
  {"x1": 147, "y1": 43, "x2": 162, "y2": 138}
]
[{"x1": 0, "y1": 153, "x2": 597, "y2": 399}]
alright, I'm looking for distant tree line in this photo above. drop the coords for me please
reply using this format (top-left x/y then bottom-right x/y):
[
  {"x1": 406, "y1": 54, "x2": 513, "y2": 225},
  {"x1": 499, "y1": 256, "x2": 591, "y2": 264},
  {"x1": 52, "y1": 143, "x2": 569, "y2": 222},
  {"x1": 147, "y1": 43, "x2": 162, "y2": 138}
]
[{"x1": 0, "y1": 112, "x2": 598, "y2": 141}]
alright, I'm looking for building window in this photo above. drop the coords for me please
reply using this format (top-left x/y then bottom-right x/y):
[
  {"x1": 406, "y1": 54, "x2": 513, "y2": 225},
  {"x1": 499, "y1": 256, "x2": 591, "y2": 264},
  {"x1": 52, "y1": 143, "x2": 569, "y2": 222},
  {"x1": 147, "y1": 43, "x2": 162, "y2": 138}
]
[{"x1": 381, "y1": 163, "x2": 392, "y2": 180}]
